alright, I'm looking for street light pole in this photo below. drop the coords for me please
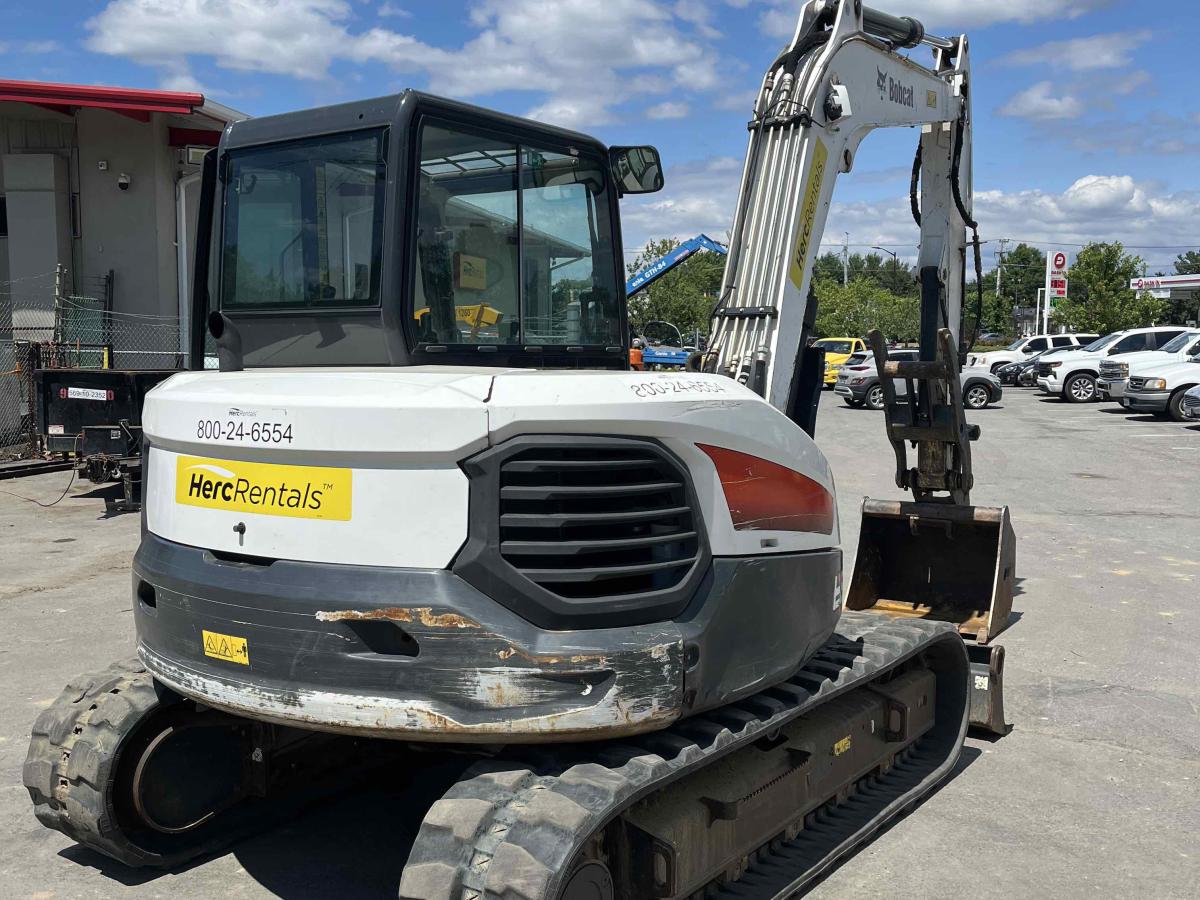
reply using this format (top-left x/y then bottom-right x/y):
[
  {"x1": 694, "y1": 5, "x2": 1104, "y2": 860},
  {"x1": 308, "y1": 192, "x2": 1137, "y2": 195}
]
[{"x1": 872, "y1": 246, "x2": 899, "y2": 290}]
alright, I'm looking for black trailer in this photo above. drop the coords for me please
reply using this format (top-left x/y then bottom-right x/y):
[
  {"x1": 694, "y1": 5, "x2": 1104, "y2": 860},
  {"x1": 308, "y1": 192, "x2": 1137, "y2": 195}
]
[{"x1": 34, "y1": 368, "x2": 178, "y2": 507}]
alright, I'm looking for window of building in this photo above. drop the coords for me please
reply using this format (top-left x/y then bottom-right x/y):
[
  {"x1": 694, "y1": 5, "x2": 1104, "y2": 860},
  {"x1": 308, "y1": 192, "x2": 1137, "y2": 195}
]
[{"x1": 220, "y1": 129, "x2": 387, "y2": 309}]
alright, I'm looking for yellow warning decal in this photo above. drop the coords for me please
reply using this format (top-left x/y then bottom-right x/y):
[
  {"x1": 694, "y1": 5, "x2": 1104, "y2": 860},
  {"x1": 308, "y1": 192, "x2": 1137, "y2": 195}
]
[
  {"x1": 202, "y1": 629, "x2": 250, "y2": 666},
  {"x1": 833, "y1": 735, "x2": 852, "y2": 757},
  {"x1": 788, "y1": 137, "x2": 829, "y2": 291},
  {"x1": 175, "y1": 455, "x2": 351, "y2": 521}
]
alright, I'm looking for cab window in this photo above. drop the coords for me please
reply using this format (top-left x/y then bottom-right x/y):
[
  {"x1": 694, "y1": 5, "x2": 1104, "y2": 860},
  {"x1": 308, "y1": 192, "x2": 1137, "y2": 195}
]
[
  {"x1": 1151, "y1": 330, "x2": 1184, "y2": 349},
  {"x1": 1051, "y1": 336, "x2": 1073, "y2": 347},
  {"x1": 412, "y1": 122, "x2": 619, "y2": 347},
  {"x1": 220, "y1": 129, "x2": 386, "y2": 309},
  {"x1": 1025, "y1": 337, "x2": 1048, "y2": 351},
  {"x1": 1113, "y1": 333, "x2": 1150, "y2": 353}
]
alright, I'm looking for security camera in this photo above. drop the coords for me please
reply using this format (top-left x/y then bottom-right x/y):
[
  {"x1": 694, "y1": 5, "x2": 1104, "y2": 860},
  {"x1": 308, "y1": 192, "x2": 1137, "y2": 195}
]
[{"x1": 117, "y1": 173, "x2": 131, "y2": 191}]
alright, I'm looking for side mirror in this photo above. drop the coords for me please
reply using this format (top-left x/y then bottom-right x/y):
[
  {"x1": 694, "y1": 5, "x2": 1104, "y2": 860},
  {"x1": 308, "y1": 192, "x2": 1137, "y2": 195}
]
[{"x1": 609, "y1": 146, "x2": 664, "y2": 195}]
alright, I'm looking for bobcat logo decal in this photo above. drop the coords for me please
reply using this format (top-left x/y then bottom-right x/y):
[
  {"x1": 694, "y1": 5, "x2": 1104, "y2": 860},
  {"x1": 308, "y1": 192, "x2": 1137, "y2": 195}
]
[{"x1": 877, "y1": 68, "x2": 888, "y2": 98}]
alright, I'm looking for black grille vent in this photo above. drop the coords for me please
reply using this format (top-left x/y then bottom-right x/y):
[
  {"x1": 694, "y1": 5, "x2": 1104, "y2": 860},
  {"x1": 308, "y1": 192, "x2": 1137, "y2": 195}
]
[
  {"x1": 498, "y1": 445, "x2": 700, "y2": 601},
  {"x1": 1036, "y1": 362, "x2": 1054, "y2": 377},
  {"x1": 455, "y1": 436, "x2": 709, "y2": 629},
  {"x1": 1128, "y1": 376, "x2": 1148, "y2": 391}
]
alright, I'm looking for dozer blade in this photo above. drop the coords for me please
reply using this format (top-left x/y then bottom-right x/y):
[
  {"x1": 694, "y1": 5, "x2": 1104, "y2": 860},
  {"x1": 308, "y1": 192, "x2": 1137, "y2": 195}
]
[
  {"x1": 846, "y1": 498, "x2": 1016, "y2": 645},
  {"x1": 846, "y1": 498, "x2": 1014, "y2": 735}
]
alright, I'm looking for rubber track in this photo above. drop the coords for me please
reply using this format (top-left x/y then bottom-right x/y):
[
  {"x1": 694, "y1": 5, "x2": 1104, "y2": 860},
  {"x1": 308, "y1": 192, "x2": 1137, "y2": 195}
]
[
  {"x1": 399, "y1": 612, "x2": 968, "y2": 900},
  {"x1": 21, "y1": 658, "x2": 190, "y2": 868}
]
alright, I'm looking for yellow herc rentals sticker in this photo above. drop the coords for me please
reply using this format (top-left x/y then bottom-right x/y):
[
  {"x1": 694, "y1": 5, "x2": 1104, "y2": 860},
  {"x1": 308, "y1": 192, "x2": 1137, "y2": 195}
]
[
  {"x1": 202, "y1": 629, "x2": 250, "y2": 666},
  {"x1": 788, "y1": 137, "x2": 829, "y2": 291},
  {"x1": 175, "y1": 455, "x2": 352, "y2": 521}
]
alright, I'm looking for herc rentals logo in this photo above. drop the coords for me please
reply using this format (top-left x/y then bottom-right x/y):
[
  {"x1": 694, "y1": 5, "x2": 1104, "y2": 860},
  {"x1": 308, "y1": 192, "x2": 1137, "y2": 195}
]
[{"x1": 174, "y1": 456, "x2": 352, "y2": 521}]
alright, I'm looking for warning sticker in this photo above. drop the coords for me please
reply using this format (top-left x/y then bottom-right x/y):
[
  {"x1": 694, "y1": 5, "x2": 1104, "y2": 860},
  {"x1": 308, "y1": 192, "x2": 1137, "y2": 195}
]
[
  {"x1": 202, "y1": 629, "x2": 250, "y2": 666},
  {"x1": 833, "y1": 735, "x2": 852, "y2": 757}
]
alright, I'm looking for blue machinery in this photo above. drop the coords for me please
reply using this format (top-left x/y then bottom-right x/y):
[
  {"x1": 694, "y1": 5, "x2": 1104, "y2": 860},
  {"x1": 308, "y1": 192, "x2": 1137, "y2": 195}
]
[
  {"x1": 627, "y1": 235, "x2": 727, "y2": 367},
  {"x1": 625, "y1": 233, "x2": 727, "y2": 297}
]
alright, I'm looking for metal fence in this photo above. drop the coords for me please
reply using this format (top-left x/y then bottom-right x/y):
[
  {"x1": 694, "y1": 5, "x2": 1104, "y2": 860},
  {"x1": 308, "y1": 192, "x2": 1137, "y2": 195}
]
[{"x1": 1, "y1": 266, "x2": 185, "y2": 455}]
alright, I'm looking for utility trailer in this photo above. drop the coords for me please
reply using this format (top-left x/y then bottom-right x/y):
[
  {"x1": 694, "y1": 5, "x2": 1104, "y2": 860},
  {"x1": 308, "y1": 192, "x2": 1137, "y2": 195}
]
[{"x1": 34, "y1": 368, "x2": 177, "y2": 507}]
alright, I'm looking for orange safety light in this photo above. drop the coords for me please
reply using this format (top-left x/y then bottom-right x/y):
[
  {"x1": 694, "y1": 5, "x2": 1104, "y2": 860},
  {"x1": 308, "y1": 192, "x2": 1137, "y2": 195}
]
[{"x1": 697, "y1": 444, "x2": 834, "y2": 534}]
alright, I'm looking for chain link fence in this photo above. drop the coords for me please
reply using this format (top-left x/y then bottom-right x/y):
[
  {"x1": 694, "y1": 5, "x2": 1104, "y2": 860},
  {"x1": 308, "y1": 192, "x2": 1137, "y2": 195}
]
[{"x1": 1, "y1": 266, "x2": 185, "y2": 456}]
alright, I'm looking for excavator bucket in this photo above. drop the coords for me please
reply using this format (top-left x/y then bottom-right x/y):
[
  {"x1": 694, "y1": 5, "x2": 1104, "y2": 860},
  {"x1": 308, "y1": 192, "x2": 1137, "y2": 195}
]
[
  {"x1": 846, "y1": 498, "x2": 1016, "y2": 645},
  {"x1": 847, "y1": 499, "x2": 1015, "y2": 735}
]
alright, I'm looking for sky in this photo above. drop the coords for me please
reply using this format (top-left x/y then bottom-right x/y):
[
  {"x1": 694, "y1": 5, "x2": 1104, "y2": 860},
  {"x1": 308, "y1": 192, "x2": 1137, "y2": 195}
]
[{"x1": 3, "y1": 0, "x2": 1198, "y2": 272}]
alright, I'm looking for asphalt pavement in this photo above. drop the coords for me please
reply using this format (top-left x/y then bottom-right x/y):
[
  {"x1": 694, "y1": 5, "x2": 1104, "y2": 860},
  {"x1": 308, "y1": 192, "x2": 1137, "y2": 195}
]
[{"x1": 1, "y1": 386, "x2": 1197, "y2": 899}]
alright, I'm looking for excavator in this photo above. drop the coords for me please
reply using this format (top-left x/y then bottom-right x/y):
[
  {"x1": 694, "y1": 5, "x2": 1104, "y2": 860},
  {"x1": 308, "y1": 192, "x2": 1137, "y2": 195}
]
[{"x1": 24, "y1": 1, "x2": 1015, "y2": 896}]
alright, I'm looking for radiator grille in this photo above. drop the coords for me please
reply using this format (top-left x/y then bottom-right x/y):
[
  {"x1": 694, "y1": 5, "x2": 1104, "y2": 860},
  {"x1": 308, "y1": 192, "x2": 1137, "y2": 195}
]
[
  {"x1": 1128, "y1": 376, "x2": 1148, "y2": 391},
  {"x1": 498, "y1": 445, "x2": 701, "y2": 601}
]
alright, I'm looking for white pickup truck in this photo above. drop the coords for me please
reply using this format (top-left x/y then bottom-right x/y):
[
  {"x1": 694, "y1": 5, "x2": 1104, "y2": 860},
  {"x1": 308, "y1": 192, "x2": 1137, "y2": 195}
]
[
  {"x1": 1036, "y1": 327, "x2": 1191, "y2": 402},
  {"x1": 1122, "y1": 356, "x2": 1200, "y2": 420},
  {"x1": 968, "y1": 332, "x2": 1099, "y2": 373},
  {"x1": 1096, "y1": 329, "x2": 1200, "y2": 401}
]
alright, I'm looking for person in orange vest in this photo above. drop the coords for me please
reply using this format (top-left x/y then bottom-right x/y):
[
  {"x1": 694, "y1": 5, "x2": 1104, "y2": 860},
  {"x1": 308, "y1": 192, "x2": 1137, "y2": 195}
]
[{"x1": 629, "y1": 337, "x2": 645, "y2": 371}]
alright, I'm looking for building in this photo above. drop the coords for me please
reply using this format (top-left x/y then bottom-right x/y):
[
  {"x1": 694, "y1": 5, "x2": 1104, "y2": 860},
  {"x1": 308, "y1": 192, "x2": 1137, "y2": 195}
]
[
  {"x1": 1130, "y1": 274, "x2": 1200, "y2": 327},
  {"x1": 0, "y1": 79, "x2": 246, "y2": 448},
  {"x1": 0, "y1": 79, "x2": 246, "y2": 347}
]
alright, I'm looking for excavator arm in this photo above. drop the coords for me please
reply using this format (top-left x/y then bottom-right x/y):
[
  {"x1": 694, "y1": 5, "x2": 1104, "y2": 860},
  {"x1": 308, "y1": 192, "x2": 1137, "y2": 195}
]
[
  {"x1": 704, "y1": 0, "x2": 1012, "y2": 731},
  {"x1": 707, "y1": 0, "x2": 972, "y2": 417}
]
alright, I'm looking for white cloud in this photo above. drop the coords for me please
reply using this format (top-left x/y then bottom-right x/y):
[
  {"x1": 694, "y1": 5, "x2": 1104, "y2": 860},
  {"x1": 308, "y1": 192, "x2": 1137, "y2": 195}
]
[
  {"x1": 1001, "y1": 30, "x2": 1151, "y2": 71},
  {"x1": 1045, "y1": 112, "x2": 1200, "y2": 156},
  {"x1": 0, "y1": 39, "x2": 60, "y2": 53},
  {"x1": 378, "y1": 1, "x2": 411, "y2": 17},
  {"x1": 646, "y1": 101, "x2": 689, "y2": 119},
  {"x1": 621, "y1": 155, "x2": 742, "y2": 250},
  {"x1": 998, "y1": 81, "x2": 1083, "y2": 120},
  {"x1": 86, "y1": 0, "x2": 720, "y2": 128},
  {"x1": 620, "y1": 155, "x2": 1200, "y2": 261},
  {"x1": 756, "y1": 0, "x2": 1116, "y2": 38}
]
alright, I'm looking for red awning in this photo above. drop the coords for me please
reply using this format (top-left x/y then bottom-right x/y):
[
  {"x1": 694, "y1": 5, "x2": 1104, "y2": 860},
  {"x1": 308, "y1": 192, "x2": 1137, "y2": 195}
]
[{"x1": 0, "y1": 79, "x2": 204, "y2": 122}]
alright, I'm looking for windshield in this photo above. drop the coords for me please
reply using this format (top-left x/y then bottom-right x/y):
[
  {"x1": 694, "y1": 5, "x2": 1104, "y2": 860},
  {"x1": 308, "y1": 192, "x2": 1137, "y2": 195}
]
[
  {"x1": 816, "y1": 339, "x2": 855, "y2": 354},
  {"x1": 1005, "y1": 338, "x2": 1026, "y2": 350},
  {"x1": 1161, "y1": 331, "x2": 1200, "y2": 353},
  {"x1": 220, "y1": 129, "x2": 386, "y2": 309},
  {"x1": 1083, "y1": 333, "x2": 1120, "y2": 352},
  {"x1": 412, "y1": 122, "x2": 619, "y2": 347}
]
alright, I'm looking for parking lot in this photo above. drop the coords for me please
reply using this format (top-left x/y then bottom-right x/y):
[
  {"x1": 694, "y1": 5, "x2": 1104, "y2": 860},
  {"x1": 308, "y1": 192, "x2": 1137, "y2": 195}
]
[{"x1": 1, "y1": 386, "x2": 1197, "y2": 899}]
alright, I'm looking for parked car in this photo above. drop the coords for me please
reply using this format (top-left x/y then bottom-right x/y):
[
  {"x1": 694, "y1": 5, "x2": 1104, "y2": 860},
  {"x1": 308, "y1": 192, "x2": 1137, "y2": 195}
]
[
  {"x1": 1037, "y1": 327, "x2": 1191, "y2": 402},
  {"x1": 1122, "y1": 355, "x2": 1200, "y2": 421},
  {"x1": 814, "y1": 336, "x2": 868, "y2": 387},
  {"x1": 997, "y1": 345, "x2": 1087, "y2": 386},
  {"x1": 1096, "y1": 329, "x2": 1200, "y2": 401},
  {"x1": 835, "y1": 350, "x2": 1002, "y2": 410},
  {"x1": 1181, "y1": 384, "x2": 1200, "y2": 421},
  {"x1": 968, "y1": 332, "x2": 1100, "y2": 373}
]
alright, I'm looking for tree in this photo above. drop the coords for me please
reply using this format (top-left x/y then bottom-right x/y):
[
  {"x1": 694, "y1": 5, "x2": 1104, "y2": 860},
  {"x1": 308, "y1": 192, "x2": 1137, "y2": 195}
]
[
  {"x1": 813, "y1": 277, "x2": 919, "y2": 342},
  {"x1": 1051, "y1": 241, "x2": 1165, "y2": 334},
  {"x1": 626, "y1": 238, "x2": 726, "y2": 341},
  {"x1": 1175, "y1": 251, "x2": 1200, "y2": 275},
  {"x1": 813, "y1": 251, "x2": 916, "y2": 296}
]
